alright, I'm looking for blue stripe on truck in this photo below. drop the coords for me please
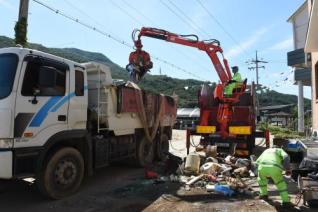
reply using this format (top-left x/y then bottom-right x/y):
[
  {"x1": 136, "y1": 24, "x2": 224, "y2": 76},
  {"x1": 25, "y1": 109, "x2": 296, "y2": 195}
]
[
  {"x1": 29, "y1": 96, "x2": 62, "y2": 127},
  {"x1": 29, "y1": 86, "x2": 88, "y2": 127},
  {"x1": 50, "y1": 92, "x2": 76, "y2": 112}
]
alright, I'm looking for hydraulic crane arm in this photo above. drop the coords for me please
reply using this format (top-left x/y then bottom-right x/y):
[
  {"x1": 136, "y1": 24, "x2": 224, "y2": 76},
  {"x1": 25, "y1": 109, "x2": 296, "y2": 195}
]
[{"x1": 133, "y1": 27, "x2": 232, "y2": 84}]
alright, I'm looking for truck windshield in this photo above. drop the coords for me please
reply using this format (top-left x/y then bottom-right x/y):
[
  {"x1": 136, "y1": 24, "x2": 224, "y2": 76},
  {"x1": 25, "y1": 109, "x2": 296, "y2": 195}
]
[{"x1": 0, "y1": 53, "x2": 19, "y2": 100}]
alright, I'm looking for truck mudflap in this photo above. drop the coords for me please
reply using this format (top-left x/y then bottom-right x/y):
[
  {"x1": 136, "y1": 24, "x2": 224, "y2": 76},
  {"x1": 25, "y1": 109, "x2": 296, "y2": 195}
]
[{"x1": 0, "y1": 151, "x2": 13, "y2": 179}]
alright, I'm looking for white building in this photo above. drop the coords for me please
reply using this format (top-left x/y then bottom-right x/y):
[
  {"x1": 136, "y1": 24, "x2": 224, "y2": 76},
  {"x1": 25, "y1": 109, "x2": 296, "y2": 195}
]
[{"x1": 287, "y1": 1, "x2": 311, "y2": 133}]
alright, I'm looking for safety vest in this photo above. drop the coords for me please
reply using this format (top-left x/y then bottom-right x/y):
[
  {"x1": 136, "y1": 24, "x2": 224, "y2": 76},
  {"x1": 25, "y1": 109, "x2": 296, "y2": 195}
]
[
  {"x1": 256, "y1": 148, "x2": 288, "y2": 170},
  {"x1": 233, "y1": 72, "x2": 242, "y2": 84}
]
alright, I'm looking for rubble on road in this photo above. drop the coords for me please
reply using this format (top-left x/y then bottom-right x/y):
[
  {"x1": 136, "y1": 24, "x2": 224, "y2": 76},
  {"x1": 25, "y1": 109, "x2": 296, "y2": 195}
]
[{"x1": 144, "y1": 146, "x2": 260, "y2": 198}]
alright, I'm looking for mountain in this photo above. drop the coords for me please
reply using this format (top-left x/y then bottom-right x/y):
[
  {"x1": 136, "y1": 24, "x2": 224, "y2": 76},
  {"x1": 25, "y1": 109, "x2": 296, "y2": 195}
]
[{"x1": 0, "y1": 36, "x2": 311, "y2": 109}]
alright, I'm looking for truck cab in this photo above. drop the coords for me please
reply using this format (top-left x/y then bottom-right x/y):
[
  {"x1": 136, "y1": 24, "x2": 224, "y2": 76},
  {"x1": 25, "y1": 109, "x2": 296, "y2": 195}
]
[{"x1": 0, "y1": 47, "x2": 89, "y2": 194}]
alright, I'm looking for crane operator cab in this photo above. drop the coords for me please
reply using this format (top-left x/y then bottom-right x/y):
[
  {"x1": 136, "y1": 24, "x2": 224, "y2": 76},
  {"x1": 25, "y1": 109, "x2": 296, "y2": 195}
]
[{"x1": 126, "y1": 40, "x2": 153, "y2": 83}]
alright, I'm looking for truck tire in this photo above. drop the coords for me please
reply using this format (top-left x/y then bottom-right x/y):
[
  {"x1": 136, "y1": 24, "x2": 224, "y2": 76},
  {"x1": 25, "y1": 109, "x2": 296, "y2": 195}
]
[
  {"x1": 156, "y1": 134, "x2": 169, "y2": 161},
  {"x1": 136, "y1": 136, "x2": 154, "y2": 167},
  {"x1": 37, "y1": 147, "x2": 84, "y2": 199}
]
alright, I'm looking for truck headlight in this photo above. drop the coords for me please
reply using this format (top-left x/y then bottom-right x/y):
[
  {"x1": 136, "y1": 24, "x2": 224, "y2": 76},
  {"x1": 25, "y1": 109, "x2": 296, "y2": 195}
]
[{"x1": 0, "y1": 139, "x2": 13, "y2": 148}]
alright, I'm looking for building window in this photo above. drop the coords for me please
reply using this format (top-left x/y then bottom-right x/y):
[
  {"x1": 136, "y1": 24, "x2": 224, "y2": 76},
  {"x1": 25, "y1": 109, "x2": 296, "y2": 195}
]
[{"x1": 75, "y1": 70, "x2": 84, "y2": 96}]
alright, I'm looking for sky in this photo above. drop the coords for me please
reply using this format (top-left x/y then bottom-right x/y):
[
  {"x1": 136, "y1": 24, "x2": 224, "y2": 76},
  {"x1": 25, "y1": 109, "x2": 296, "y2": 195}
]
[{"x1": 0, "y1": 0, "x2": 311, "y2": 98}]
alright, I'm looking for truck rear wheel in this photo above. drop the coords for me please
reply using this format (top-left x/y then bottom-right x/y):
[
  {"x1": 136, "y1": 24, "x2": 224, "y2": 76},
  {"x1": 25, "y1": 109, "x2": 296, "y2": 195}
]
[
  {"x1": 156, "y1": 134, "x2": 169, "y2": 161},
  {"x1": 136, "y1": 136, "x2": 154, "y2": 167},
  {"x1": 37, "y1": 147, "x2": 84, "y2": 199}
]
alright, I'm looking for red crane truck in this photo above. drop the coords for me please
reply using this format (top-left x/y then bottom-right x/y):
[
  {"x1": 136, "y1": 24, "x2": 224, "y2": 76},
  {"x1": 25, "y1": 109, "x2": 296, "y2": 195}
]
[{"x1": 128, "y1": 27, "x2": 262, "y2": 156}]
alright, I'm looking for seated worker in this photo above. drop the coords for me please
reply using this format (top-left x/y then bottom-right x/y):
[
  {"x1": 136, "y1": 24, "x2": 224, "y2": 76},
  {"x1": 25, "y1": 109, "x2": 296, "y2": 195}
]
[
  {"x1": 127, "y1": 40, "x2": 153, "y2": 83},
  {"x1": 224, "y1": 66, "x2": 242, "y2": 96}
]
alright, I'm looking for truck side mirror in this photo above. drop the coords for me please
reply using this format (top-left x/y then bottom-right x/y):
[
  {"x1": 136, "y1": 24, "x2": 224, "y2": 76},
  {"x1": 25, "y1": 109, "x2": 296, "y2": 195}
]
[
  {"x1": 33, "y1": 88, "x2": 40, "y2": 96},
  {"x1": 30, "y1": 88, "x2": 40, "y2": 105}
]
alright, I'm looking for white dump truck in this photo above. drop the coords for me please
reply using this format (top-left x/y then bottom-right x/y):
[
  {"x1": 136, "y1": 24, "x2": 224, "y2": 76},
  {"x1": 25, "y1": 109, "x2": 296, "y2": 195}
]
[{"x1": 0, "y1": 47, "x2": 177, "y2": 199}]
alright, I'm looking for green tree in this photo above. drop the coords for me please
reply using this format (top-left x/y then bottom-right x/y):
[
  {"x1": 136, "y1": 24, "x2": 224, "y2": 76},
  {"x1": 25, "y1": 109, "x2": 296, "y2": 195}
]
[{"x1": 14, "y1": 17, "x2": 28, "y2": 47}]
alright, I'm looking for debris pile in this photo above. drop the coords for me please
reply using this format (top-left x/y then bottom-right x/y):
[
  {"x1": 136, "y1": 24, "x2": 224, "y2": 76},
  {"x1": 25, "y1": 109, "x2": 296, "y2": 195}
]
[{"x1": 145, "y1": 147, "x2": 259, "y2": 197}]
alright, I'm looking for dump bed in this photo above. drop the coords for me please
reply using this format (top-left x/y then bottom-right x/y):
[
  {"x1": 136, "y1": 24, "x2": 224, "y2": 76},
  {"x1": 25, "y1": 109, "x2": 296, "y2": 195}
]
[{"x1": 84, "y1": 62, "x2": 177, "y2": 136}]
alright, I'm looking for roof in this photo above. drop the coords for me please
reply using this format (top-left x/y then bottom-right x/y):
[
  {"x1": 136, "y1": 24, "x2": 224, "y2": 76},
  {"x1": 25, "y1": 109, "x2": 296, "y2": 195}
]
[
  {"x1": 259, "y1": 104, "x2": 294, "y2": 111},
  {"x1": 287, "y1": 1, "x2": 308, "y2": 22},
  {"x1": 177, "y1": 108, "x2": 200, "y2": 117}
]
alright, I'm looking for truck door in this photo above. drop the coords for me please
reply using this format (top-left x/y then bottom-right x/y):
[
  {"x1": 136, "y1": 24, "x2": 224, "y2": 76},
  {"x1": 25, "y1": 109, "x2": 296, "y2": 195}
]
[
  {"x1": 14, "y1": 55, "x2": 70, "y2": 148},
  {"x1": 67, "y1": 68, "x2": 87, "y2": 129}
]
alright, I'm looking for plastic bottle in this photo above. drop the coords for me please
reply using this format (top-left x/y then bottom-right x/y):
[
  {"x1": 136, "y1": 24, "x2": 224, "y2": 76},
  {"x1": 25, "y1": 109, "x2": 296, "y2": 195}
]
[{"x1": 214, "y1": 184, "x2": 234, "y2": 196}]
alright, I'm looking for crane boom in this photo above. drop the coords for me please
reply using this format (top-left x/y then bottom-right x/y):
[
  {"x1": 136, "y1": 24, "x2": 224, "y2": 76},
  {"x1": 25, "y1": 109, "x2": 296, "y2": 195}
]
[
  {"x1": 135, "y1": 27, "x2": 232, "y2": 84},
  {"x1": 129, "y1": 27, "x2": 248, "y2": 139}
]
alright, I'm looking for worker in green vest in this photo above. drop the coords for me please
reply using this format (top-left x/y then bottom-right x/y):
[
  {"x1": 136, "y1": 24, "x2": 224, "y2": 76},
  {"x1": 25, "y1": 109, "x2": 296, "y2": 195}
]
[
  {"x1": 256, "y1": 147, "x2": 293, "y2": 208},
  {"x1": 224, "y1": 66, "x2": 242, "y2": 96}
]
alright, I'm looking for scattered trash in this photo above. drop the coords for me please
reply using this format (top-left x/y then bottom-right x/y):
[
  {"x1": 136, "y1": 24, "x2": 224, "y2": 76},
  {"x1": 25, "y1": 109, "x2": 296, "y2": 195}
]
[
  {"x1": 185, "y1": 152, "x2": 201, "y2": 175},
  {"x1": 234, "y1": 167, "x2": 249, "y2": 177},
  {"x1": 214, "y1": 184, "x2": 235, "y2": 196},
  {"x1": 205, "y1": 157, "x2": 218, "y2": 163},
  {"x1": 206, "y1": 184, "x2": 215, "y2": 192},
  {"x1": 179, "y1": 175, "x2": 190, "y2": 184},
  {"x1": 169, "y1": 174, "x2": 179, "y2": 182},
  {"x1": 204, "y1": 174, "x2": 218, "y2": 182},
  {"x1": 205, "y1": 145, "x2": 217, "y2": 158},
  {"x1": 145, "y1": 170, "x2": 158, "y2": 179},
  {"x1": 200, "y1": 162, "x2": 222, "y2": 175},
  {"x1": 235, "y1": 158, "x2": 250, "y2": 168},
  {"x1": 249, "y1": 170, "x2": 256, "y2": 177},
  {"x1": 186, "y1": 174, "x2": 204, "y2": 185},
  {"x1": 221, "y1": 167, "x2": 232, "y2": 176},
  {"x1": 152, "y1": 145, "x2": 260, "y2": 199}
]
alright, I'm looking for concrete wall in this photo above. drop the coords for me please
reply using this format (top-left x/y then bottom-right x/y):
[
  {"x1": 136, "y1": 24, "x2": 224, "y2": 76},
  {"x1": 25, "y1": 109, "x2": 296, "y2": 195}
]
[
  {"x1": 291, "y1": 3, "x2": 309, "y2": 49},
  {"x1": 312, "y1": 52, "x2": 318, "y2": 130}
]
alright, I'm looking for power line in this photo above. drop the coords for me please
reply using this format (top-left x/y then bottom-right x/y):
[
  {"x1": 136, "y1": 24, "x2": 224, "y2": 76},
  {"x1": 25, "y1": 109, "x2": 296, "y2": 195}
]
[
  {"x1": 159, "y1": 0, "x2": 207, "y2": 38},
  {"x1": 63, "y1": 0, "x2": 124, "y2": 41},
  {"x1": 121, "y1": 0, "x2": 156, "y2": 25},
  {"x1": 195, "y1": 0, "x2": 251, "y2": 58},
  {"x1": 109, "y1": 0, "x2": 143, "y2": 25},
  {"x1": 166, "y1": 0, "x2": 211, "y2": 38},
  {"x1": 31, "y1": 0, "x2": 204, "y2": 80},
  {"x1": 117, "y1": 0, "x2": 212, "y2": 74}
]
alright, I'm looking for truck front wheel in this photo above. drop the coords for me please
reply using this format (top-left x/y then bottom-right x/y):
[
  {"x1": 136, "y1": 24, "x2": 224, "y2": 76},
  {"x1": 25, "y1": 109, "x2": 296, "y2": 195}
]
[{"x1": 37, "y1": 147, "x2": 84, "y2": 199}]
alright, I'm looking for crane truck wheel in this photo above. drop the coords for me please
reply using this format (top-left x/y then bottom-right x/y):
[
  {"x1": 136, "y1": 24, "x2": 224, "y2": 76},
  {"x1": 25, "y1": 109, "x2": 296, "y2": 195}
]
[
  {"x1": 156, "y1": 133, "x2": 169, "y2": 161},
  {"x1": 36, "y1": 147, "x2": 84, "y2": 199},
  {"x1": 136, "y1": 136, "x2": 154, "y2": 167}
]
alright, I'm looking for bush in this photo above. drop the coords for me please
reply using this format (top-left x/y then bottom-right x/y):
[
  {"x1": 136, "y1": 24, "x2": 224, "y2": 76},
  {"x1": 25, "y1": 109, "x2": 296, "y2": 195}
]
[{"x1": 258, "y1": 122, "x2": 301, "y2": 139}]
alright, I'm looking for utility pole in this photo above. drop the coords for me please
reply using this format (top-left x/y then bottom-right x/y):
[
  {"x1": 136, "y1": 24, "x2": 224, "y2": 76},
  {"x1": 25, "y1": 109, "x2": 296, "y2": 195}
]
[
  {"x1": 15, "y1": 0, "x2": 30, "y2": 46},
  {"x1": 247, "y1": 51, "x2": 268, "y2": 86},
  {"x1": 246, "y1": 51, "x2": 268, "y2": 122}
]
